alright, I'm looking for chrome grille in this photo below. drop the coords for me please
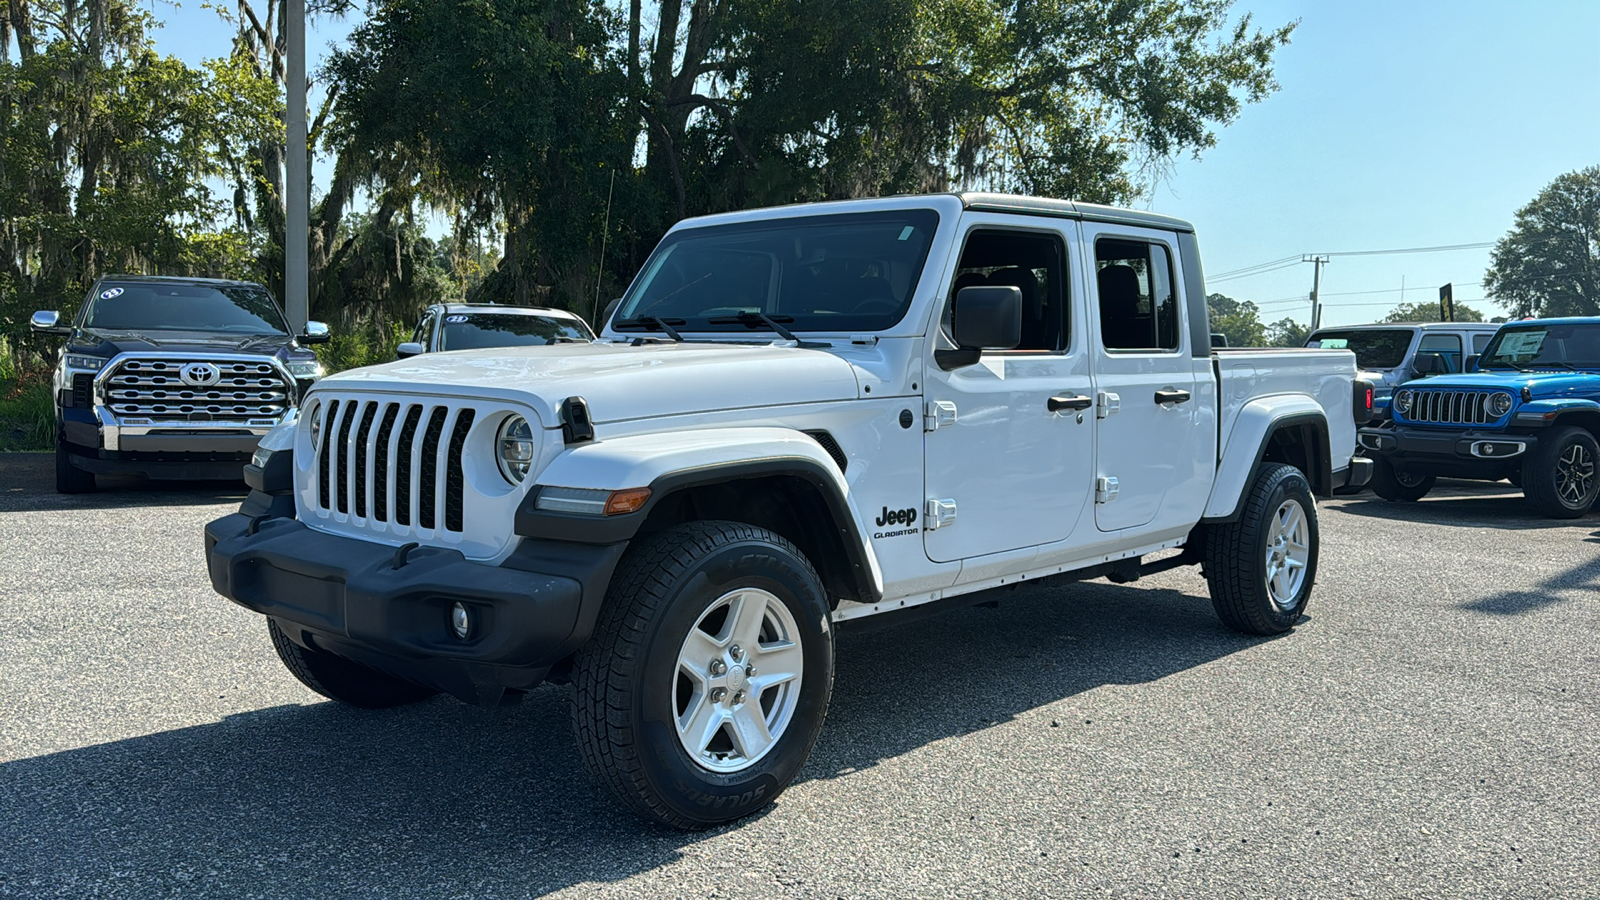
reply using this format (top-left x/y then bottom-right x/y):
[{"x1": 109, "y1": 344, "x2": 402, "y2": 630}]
[
  {"x1": 1404, "y1": 390, "x2": 1497, "y2": 425},
  {"x1": 315, "y1": 396, "x2": 476, "y2": 534},
  {"x1": 103, "y1": 357, "x2": 290, "y2": 421}
]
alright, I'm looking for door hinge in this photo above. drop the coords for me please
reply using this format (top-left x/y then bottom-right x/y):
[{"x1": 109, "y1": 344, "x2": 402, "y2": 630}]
[
  {"x1": 1095, "y1": 476, "x2": 1120, "y2": 504},
  {"x1": 925, "y1": 400, "x2": 958, "y2": 432},
  {"x1": 1096, "y1": 391, "x2": 1120, "y2": 419},
  {"x1": 925, "y1": 498, "x2": 958, "y2": 530}
]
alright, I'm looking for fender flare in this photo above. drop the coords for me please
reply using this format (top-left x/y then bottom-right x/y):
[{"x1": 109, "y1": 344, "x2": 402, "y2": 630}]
[
  {"x1": 514, "y1": 427, "x2": 884, "y2": 602},
  {"x1": 1204, "y1": 396, "x2": 1331, "y2": 523}
]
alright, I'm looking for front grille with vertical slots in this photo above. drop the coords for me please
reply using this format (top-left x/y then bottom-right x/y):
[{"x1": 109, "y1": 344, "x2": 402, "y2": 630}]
[
  {"x1": 314, "y1": 396, "x2": 480, "y2": 536},
  {"x1": 1400, "y1": 390, "x2": 1503, "y2": 426},
  {"x1": 103, "y1": 357, "x2": 290, "y2": 420}
]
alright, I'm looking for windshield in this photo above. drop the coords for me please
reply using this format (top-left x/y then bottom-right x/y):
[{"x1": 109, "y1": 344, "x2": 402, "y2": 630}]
[
  {"x1": 1480, "y1": 322, "x2": 1600, "y2": 369},
  {"x1": 83, "y1": 281, "x2": 289, "y2": 334},
  {"x1": 615, "y1": 209, "x2": 941, "y2": 333},
  {"x1": 1305, "y1": 329, "x2": 1414, "y2": 368},
  {"x1": 439, "y1": 312, "x2": 593, "y2": 351}
]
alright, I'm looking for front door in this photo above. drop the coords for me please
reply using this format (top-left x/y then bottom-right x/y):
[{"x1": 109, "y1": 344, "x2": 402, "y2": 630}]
[
  {"x1": 1085, "y1": 225, "x2": 1203, "y2": 533},
  {"x1": 922, "y1": 219, "x2": 1096, "y2": 563}
]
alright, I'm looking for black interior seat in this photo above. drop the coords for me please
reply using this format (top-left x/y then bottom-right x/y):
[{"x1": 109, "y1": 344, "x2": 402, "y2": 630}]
[{"x1": 1097, "y1": 265, "x2": 1148, "y2": 349}]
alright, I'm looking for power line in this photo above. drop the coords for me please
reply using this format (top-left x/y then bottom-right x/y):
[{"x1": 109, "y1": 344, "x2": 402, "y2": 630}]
[
  {"x1": 1209, "y1": 255, "x2": 1301, "y2": 280},
  {"x1": 1316, "y1": 241, "x2": 1496, "y2": 258}
]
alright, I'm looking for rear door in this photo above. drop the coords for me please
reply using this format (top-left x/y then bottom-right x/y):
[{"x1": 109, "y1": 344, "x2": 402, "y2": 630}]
[{"x1": 1084, "y1": 224, "x2": 1208, "y2": 534}]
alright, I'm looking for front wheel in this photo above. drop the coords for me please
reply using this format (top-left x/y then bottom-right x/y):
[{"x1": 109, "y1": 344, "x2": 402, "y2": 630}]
[
  {"x1": 55, "y1": 441, "x2": 96, "y2": 494},
  {"x1": 571, "y1": 521, "x2": 834, "y2": 829},
  {"x1": 267, "y1": 619, "x2": 437, "y2": 708},
  {"x1": 1370, "y1": 456, "x2": 1434, "y2": 502},
  {"x1": 1203, "y1": 463, "x2": 1320, "y2": 635},
  {"x1": 1522, "y1": 426, "x2": 1599, "y2": 518}
]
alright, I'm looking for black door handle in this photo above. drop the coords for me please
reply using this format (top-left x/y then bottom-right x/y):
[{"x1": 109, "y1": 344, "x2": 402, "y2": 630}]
[
  {"x1": 1154, "y1": 389, "x2": 1192, "y2": 405},
  {"x1": 1048, "y1": 394, "x2": 1094, "y2": 412}
]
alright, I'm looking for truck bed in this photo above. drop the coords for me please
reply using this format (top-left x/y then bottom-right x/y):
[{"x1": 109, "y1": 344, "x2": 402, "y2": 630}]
[{"x1": 1214, "y1": 347, "x2": 1359, "y2": 477}]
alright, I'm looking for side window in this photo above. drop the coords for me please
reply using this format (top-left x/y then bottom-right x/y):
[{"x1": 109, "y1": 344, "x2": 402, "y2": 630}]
[
  {"x1": 1472, "y1": 332, "x2": 1494, "y2": 354},
  {"x1": 1095, "y1": 238, "x2": 1179, "y2": 351},
  {"x1": 1418, "y1": 333, "x2": 1463, "y2": 373},
  {"x1": 945, "y1": 230, "x2": 1069, "y2": 352}
]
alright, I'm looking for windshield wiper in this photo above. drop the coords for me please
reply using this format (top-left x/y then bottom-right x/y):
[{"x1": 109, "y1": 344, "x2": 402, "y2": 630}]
[
  {"x1": 707, "y1": 312, "x2": 800, "y2": 342},
  {"x1": 1545, "y1": 362, "x2": 1578, "y2": 372},
  {"x1": 614, "y1": 316, "x2": 685, "y2": 342},
  {"x1": 1486, "y1": 359, "x2": 1530, "y2": 372}
]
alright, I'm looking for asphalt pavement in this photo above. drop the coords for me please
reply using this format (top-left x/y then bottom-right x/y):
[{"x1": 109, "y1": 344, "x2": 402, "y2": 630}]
[{"x1": 1, "y1": 453, "x2": 1596, "y2": 898}]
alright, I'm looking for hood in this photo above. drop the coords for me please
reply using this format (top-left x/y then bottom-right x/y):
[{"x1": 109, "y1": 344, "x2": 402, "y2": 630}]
[
  {"x1": 1404, "y1": 371, "x2": 1597, "y2": 400},
  {"x1": 315, "y1": 341, "x2": 863, "y2": 426},
  {"x1": 70, "y1": 328, "x2": 305, "y2": 359}
]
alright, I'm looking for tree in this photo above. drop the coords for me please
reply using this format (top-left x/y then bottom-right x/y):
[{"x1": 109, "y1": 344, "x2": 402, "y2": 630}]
[
  {"x1": 1266, "y1": 317, "x2": 1309, "y2": 347},
  {"x1": 1484, "y1": 165, "x2": 1600, "y2": 318},
  {"x1": 1206, "y1": 293, "x2": 1266, "y2": 346},
  {"x1": 329, "y1": 0, "x2": 1297, "y2": 311},
  {"x1": 1382, "y1": 301, "x2": 1483, "y2": 323},
  {"x1": 0, "y1": 0, "x2": 252, "y2": 372}
]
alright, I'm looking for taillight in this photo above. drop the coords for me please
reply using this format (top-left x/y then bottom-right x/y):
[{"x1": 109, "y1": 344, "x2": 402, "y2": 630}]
[{"x1": 1353, "y1": 380, "x2": 1375, "y2": 425}]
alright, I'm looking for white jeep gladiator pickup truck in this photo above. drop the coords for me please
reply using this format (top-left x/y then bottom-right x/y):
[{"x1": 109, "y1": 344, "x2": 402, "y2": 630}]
[{"x1": 205, "y1": 193, "x2": 1372, "y2": 827}]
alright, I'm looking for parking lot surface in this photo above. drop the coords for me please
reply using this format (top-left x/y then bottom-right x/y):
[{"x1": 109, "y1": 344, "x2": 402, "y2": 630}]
[{"x1": 2, "y1": 453, "x2": 1597, "y2": 898}]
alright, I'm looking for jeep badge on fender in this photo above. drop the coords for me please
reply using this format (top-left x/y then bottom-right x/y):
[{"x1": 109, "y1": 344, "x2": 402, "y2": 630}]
[{"x1": 203, "y1": 192, "x2": 1370, "y2": 830}]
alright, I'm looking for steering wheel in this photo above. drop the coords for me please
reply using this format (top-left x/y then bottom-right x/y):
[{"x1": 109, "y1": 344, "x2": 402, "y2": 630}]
[{"x1": 849, "y1": 299, "x2": 898, "y2": 315}]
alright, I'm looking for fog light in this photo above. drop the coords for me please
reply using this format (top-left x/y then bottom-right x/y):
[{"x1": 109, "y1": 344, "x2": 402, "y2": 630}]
[{"x1": 451, "y1": 602, "x2": 471, "y2": 640}]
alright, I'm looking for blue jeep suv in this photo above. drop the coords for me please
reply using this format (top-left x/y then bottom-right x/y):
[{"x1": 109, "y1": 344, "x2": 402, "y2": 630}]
[{"x1": 1357, "y1": 316, "x2": 1600, "y2": 518}]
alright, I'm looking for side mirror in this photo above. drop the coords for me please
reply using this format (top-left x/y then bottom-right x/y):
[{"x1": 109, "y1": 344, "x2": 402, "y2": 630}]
[
  {"x1": 1210, "y1": 332, "x2": 1229, "y2": 348},
  {"x1": 1465, "y1": 354, "x2": 1480, "y2": 372},
  {"x1": 601, "y1": 297, "x2": 623, "y2": 329},
  {"x1": 396, "y1": 342, "x2": 425, "y2": 359},
  {"x1": 937, "y1": 286, "x2": 1022, "y2": 370},
  {"x1": 30, "y1": 310, "x2": 68, "y2": 336},
  {"x1": 299, "y1": 321, "x2": 331, "y2": 345}
]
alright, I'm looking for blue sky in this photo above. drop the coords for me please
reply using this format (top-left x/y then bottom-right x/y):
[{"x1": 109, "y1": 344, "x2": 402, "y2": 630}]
[{"x1": 150, "y1": 0, "x2": 1600, "y2": 328}]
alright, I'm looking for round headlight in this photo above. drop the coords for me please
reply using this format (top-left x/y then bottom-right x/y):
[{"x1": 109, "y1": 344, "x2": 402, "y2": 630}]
[
  {"x1": 497, "y1": 415, "x2": 535, "y2": 484},
  {"x1": 308, "y1": 401, "x2": 323, "y2": 449},
  {"x1": 1487, "y1": 391, "x2": 1514, "y2": 417},
  {"x1": 1394, "y1": 389, "x2": 1413, "y2": 415}
]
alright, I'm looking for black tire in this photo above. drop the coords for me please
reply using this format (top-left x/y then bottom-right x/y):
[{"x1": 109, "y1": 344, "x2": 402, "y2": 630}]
[
  {"x1": 571, "y1": 520, "x2": 834, "y2": 829},
  {"x1": 267, "y1": 618, "x2": 437, "y2": 708},
  {"x1": 1370, "y1": 456, "x2": 1434, "y2": 502},
  {"x1": 1521, "y1": 426, "x2": 1599, "y2": 519},
  {"x1": 1204, "y1": 463, "x2": 1320, "y2": 636},
  {"x1": 55, "y1": 441, "x2": 96, "y2": 494}
]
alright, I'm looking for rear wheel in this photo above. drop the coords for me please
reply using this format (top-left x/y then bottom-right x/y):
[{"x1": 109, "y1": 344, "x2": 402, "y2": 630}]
[
  {"x1": 267, "y1": 619, "x2": 437, "y2": 708},
  {"x1": 1522, "y1": 426, "x2": 1599, "y2": 519},
  {"x1": 1371, "y1": 456, "x2": 1434, "y2": 502},
  {"x1": 1204, "y1": 463, "x2": 1319, "y2": 635},
  {"x1": 572, "y1": 520, "x2": 834, "y2": 829},
  {"x1": 55, "y1": 441, "x2": 96, "y2": 494}
]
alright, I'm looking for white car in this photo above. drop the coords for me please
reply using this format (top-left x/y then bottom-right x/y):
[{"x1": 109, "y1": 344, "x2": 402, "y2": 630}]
[
  {"x1": 207, "y1": 193, "x2": 1372, "y2": 828},
  {"x1": 397, "y1": 303, "x2": 595, "y2": 358}
]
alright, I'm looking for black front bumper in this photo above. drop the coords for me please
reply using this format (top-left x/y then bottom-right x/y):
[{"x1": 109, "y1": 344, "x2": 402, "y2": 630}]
[
  {"x1": 205, "y1": 513, "x2": 626, "y2": 704},
  {"x1": 1357, "y1": 425, "x2": 1537, "y2": 478}
]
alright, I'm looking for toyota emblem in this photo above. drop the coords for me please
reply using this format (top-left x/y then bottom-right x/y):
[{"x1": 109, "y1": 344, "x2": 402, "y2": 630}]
[{"x1": 179, "y1": 362, "x2": 222, "y2": 387}]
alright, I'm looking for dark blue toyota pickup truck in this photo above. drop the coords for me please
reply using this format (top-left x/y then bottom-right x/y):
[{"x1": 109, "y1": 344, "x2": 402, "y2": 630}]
[{"x1": 1357, "y1": 316, "x2": 1600, "y2": 518}]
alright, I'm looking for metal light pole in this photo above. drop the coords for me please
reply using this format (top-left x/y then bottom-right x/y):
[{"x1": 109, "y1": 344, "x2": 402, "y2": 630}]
[{"x1": 285, "y1": 0, "x2": 309, "y2": 332}]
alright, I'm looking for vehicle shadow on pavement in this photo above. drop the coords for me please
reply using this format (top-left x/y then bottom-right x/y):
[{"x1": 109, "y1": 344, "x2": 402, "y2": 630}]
[
  {"x1": 0, "y1": 581, "x2": 1255, "y2": 897},
  {"x1": 0, "y1": 452, "x2": 245, "y2": 512},
  {"x1": 1456, "y1": 555, "x2": 1600, "y2": 617}
]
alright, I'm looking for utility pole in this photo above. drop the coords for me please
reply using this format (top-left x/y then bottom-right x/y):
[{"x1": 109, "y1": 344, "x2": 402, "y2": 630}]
[
  {"x1": 1302, "y1": 255, "x2": 1329, "y2": 330},
  {"x1": 285, "y1": 0, "x2": 308, "y2": 333}
]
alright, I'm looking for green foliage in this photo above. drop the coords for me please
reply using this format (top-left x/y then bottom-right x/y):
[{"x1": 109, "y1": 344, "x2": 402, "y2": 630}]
[
  {"x1": 1383, "y1": 301, "x2": 1484, "y2": 323},
  {"x1": 0, "y1": 382, "x2": 54, "y2": 451},
  {"x1": 1206, "y1": 293, "x2": 1267, "y2": 346},
  {"x1": 1266, "y1": 317, "x2": 1310, "y2": 347},
  {"x1": 314, "y1": 319, "x2": 413, "y2": 374},
  {"x1": 330, "y1": 0, "x2": 1296, "y2": 310},
  {"x1": 1484, "y1": 165, "x2": 1600, "y2": 318}
]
